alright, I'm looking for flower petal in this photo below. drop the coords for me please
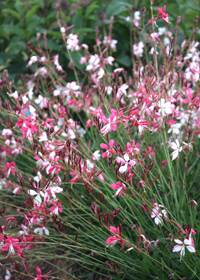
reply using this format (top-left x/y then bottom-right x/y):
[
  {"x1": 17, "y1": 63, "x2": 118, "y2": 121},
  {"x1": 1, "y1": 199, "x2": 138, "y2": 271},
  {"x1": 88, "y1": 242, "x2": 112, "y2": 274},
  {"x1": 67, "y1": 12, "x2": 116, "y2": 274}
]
[
  {"x1": 172, "y1": 245, "x2": 182, "y2": 252},
  {"x1": 186, "y1": 246, "x2": 196, "y2": 253}
]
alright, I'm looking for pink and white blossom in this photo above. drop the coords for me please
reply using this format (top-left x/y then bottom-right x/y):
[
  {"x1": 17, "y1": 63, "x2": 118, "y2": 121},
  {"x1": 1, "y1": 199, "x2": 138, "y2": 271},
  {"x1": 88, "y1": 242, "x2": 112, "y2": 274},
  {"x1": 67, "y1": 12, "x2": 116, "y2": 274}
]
[{"x1": 173, "y1": 238, "x2": 196, "y2": 258}]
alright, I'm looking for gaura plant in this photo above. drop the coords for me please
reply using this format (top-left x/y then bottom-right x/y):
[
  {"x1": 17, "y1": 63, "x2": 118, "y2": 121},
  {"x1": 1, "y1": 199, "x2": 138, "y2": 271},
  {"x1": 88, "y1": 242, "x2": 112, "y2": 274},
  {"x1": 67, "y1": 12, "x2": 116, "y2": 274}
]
[{"x1": 0, "y1": 2, "x2": 200, "y2": 279}]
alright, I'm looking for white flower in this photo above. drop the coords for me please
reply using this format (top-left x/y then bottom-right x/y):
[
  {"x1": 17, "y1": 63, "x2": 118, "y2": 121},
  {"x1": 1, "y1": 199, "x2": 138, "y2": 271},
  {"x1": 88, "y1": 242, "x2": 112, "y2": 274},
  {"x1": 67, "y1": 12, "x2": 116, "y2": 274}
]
[
  {"x1": 106, "y1": 56, "x2": 115, "y2": 65},
  {"x1": 116, "y1": 84, "x2": 129, "y2": 99},
  {"x1": 103, "y1": 36, "x2": 117, "y2": 50},
  {"x1": 133, "y1": 42, "x2": 144, "y2": 57},
  {"x1": 86, "y1": 55, "x2": 100, "y2": 71},
  {"x1": 66, "y1": 81, "x2": 80, "y2": 92},
  {"x1": 53, "y1": 89, "x2": 60, "y2": 96},
  {"x1": 34, "y1": 171, "x2": 42, "y2": 183},
  {"x1": 86, "y1": 159, "x2": 94, "y2": 169},
  {"x1": 5, "y1": 269, "x2": 11, "y2": 280},
  {"x1": 173, "y1": 238, "x2": 196, "y2": 258},
  {"x1": 97, "y1": 68, "x2": 105, "y2": 80},
  {"x1": 8, "y1": 90, "x2": 18, "y2": 99},
  {"x1": 105, "y1": 86, "x2": 112, "y2": 95},
  {"x1": 168, "y1": 123, "x2": 181, "y2": 134},
  {"x1": 66, "y1": 34, "x2": 80, "y2": 51},
  {"x1": 29, "y1": 105, "x2": 36, "y2": 116},
  {"x1": 158, "y1": 27, "x2": 166, "y2": 36},
  {"x1": 171, "y1": 139, "x2": 182, "y2": 160},
  {"x1": 158, "y1": 98, "x2": 174, "y2": 115},
  {"x1": 22, "y1": 96, "x2": 28, "y2": 104},
  {"x1": 39, "y1": 132, "x2": 48, "y2": 142},
  {"x1": 0, "y1": 179, "x2": 6, "y2": 190},
  {"x1": 54, "y1": 54, "x2": 63, "y2": 72},
  {"x1": 43, "y1": 183, "x2": 63, "y2": 201},
  {"x1": 28, "y1": 55, "x2": 37, "y2": 66},
  {"x1": 34, "y1": 67, "x2": 48, "y2": 77},
  {"x1": 60, "y1": 27, "x2": 65, "y2": 33},
  {"x1": 68, "y1": 128, "x2": 76, "y2": 139},
  {"x1": 92, "y1": 150, "x2": 101, "y2": 161},
  {"x1": 164, "y1": 37, "x2": 170, "y2": 46},
  {"x1": 34, "y1": 226, "x2": 49, "y2": 236},
  {"x1": 27, "y1": 80, "x2": 34, "y2": 99},
  {"x1": 77, "y1": 126, "x2": 86, "y2": 138},
  {"x1": 35, "y1": 95, "x2": 47, "y2": 108},
  {"x1": 2, "y1": 129, "x2": 12, "y2": 137},
  {"x1": 151, "y1": 204, "x2": 168, "y2": 225},
  {"x1": 119, "y1": 84, "x2": 129, "y2": 95},
  {"x1": 133, "y1": 11, "x2": 140, "y2": 27},
  {"x1": 18, "y1": 224, "x2": 29, "y2": 236},
  {"x1": 8, "y1": 243, "x2": 15, "y2": 256},
  {"x1": 27, "y1": 190, "x2": 44, "y2": 206},
  {"x1": 149, "y1": 47, "x2": 158, "y2": 55}
]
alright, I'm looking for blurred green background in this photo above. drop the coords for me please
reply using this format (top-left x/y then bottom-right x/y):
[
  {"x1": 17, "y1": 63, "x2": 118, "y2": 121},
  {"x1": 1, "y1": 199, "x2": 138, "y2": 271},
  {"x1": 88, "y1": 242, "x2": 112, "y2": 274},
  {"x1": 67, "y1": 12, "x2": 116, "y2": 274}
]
[{"x1": 0, "y1": 0, "x2": 199, "y2": 82}]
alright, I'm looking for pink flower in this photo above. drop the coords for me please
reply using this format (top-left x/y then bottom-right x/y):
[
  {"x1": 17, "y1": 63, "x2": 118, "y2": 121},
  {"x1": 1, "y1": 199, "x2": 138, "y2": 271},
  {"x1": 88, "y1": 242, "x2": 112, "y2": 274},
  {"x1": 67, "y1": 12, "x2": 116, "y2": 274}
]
[
  {"x1": 110, "y1": 181, "x2": 127, "y2": 197},
  {"x1": 6, "y1": 217, "x2": 17, "y2": 226},
  {"x1": 35, "y1": 266, "x2": 52, "y2": 280},
  {"x1": 189, "y1": 200, "x2": 198, "y2": 207},
  {"x1": 13, "y1": 185, "x2": 20, "y2": 195},
  {"x1": 20, "y1": 121, "x2": 39, "y2": 141},
  {"x1": 116, "y1": 153, "x2": 136, "y2": 173},
  {"x1": 136, "y1": 227, "x2": 150, "y2": 250},
  {"x1": 182, "y1": 141, "x2": 193, "y2": 152},
  {"x1": 157, "y1": 5, "x2": 169, "y2": 24},
  {"x1": 125, "y1": 141, "x2": 140, "y2": 156},
  {"x1": 106, "y1": 226, "x2": 124, "y2": 250},
  {"x1": 50, "y1": 201, "x2": 62, "y2": 215},
  {"x1": 1, "y1": 236, "x2": 24, "y2": 257},
  {"x1": 100, "y1": 139, "x2": 115, "y2": 158},
  {"x1": 100, "y1": 114, "x2": 118, "y2": 135},
  {"x1": 173, "y1": 237, "x2": 196, "y2": 258},
  {"x1": 1, "y1": 162, "x2": 16, "y2": 176},
  {"x1": 142, "y1": 146, "x2": 155, "y2": 158},
  {"x1": 149, "y1": 32, "x2": 159, "y2": 41}
]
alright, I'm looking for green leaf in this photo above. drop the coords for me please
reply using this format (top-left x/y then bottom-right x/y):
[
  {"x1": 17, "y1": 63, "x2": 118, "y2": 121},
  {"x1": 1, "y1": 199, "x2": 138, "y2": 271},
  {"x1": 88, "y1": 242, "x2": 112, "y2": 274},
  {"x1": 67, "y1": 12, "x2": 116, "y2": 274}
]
[
  {"x1": 187, "y1": 2, "x2": 200, "y2": 12},
  {"x1": 116, "y1": 55, "x2": 131, "y2": 67},
  {"x1": 26, "y1": 19, "x2": 41, "y2": 33},
  {"x1": 27, "y1": 0, "x2": 44, "y2": 8},
  {"x1": 47, "y1": 40, "x2": 61, "y2": 51},
  {"x1": 2, "y1": 24, "x2": 23, "y2": 36},
  {"x1": 46, "y1": 30, "x2": 62, "y2": 38},
  {"x1": 72, "y1": 14, "x2": 83, "y2": 29},
  {"x1": 8, "y1": 36, "x2": 26, "y2": 54},
  {"x1": 0, "y1": 28, "x2": 9, "y2": 39},
  {"x1": 106, "y1": 0, "x2": 132, "y2": 17},
  {"x1": 15, "y1": 1, "x2": 24, "y2": 17},
  {"x1": 26, "y1": 5, "x2": 39, "y2": 19},
  {"x1": 75, "y1": 28, "x2": 95, "y2": 34},
  {"x1": 2, "y1": 9, "x2": 21, "y2": 20},
  {"x1": 86, "y1": 14, "x2": 99, "y2": 21},
  {"x1": 85, "y1": 3, "x2": 99, "y2": 16}
]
